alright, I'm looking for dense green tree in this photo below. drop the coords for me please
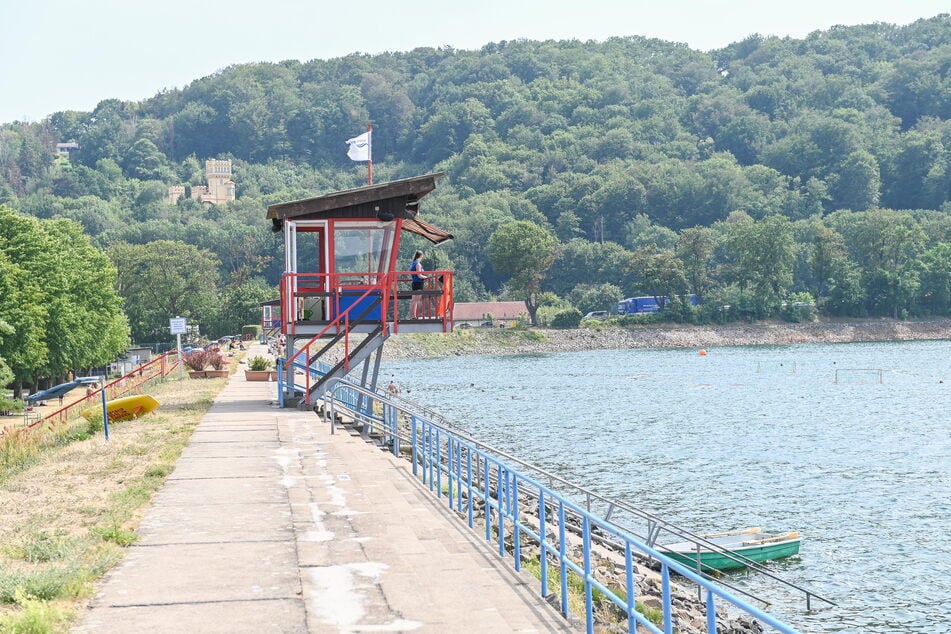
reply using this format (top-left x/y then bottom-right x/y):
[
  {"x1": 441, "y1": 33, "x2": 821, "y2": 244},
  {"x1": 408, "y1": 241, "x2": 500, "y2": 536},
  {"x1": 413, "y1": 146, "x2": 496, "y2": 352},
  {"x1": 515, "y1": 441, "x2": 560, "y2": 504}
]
[
  {"x1": 0, "y1": 318, "x2": 14, "y2": 390},
  {"x1": 676, "y1": 226, "x2": 716, "y2": 299},
  {"x1": 124, "y1": 138, "x2": 174, "y2": 181},
  {"x1": 0, "y1": 207, "x2": 127, "y2": 392},
  {"x1": 0, "y1": 248, "x2": 47, "y2": 386},
  {"x1": 830, "y1": 209, "x2": 926, "y2": 316},
  {"x1": 40, "y1": 219, "x2": 130, "y2": 376},
  {"x1": 544, "y1": 239, "x2": 635, "y2": 297},
  {"x1": 569, "y1": 283, "x2": 624, "y2": 316},
  {"x1": 806, "y1": 222, "x2": 847, "y2": 306},
  {"x1": 882, "y1": 130, "x2": 948, "y2": 209},
  {"x1": 544, "y1": 238, "x2": 599, "y2": 296},
  {"x1": 720, "y1": 214, "x2": 796, "y2": 317},
  {"x1": 627, "y1": 246, "x2": 688, "y2": 305},
  {"x1": 286, "y1": 83, "x2": 365, "y2": 166},
  {"x1": 829, "y1": 150, "x2": 881, "y2": 211},
  {"x1": 76, "y1": 99, "x2": 131, "y2": 167},
  {"x1": 487, "y1": 221, "x2": 559, "y2": 325},
  {"x1": 206, "y1": 277, "x2": 276, "y2": 338},
  {"x1": 917, "y1": 242, "x2": 951, "y2": 314},
  {"x1": 0, "y1": 208, "x2": 53, "y2": 384},
  {"x1": 108, "y1": 240, "x2": 221, "y2": 343}
]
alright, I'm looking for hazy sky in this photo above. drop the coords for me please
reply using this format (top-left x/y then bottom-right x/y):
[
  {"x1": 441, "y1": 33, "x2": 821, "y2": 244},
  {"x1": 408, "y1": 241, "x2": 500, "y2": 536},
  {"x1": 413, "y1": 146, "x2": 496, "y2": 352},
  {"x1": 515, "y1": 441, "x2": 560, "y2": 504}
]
[{"x1": 1, "y1": 1, "x2": 947, "y2": 123}]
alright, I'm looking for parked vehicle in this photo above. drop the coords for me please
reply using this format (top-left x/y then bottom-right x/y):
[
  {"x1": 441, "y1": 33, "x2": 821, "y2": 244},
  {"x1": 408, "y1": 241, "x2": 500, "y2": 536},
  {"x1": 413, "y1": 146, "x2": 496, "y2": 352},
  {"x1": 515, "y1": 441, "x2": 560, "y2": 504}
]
[
  {"x1": 617, "y1": 294, "x2": 698, "y2": 315},
  {"x1": 583, "y1": 311, "x2": 610, "y2": 319}
]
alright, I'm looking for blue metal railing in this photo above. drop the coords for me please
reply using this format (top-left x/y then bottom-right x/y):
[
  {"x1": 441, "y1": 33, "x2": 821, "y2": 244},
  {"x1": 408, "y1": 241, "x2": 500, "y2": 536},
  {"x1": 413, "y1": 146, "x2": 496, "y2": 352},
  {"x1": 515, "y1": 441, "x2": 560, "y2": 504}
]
[
  {"x1": 323, "y1": 380, "x2": 804, "y2": 634},
  {"x1": 276, "y1": 355, "x2": 329, "y2": 408}
]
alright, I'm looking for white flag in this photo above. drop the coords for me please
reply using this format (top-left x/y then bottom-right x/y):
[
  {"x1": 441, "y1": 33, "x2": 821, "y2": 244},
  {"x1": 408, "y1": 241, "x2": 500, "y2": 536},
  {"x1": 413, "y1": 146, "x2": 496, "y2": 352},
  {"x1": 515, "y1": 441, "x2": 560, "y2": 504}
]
[{"x1": 346, "y1": 131, "x2": 371, "y2": 161}]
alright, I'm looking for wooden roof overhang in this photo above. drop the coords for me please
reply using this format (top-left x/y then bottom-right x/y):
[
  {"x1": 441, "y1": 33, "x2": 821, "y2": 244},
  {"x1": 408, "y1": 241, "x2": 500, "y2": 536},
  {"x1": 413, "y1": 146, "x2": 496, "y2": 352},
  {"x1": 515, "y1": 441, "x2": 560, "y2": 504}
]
[{"x1": 266, "y1": 173, "x2": 453, "y2": 244}]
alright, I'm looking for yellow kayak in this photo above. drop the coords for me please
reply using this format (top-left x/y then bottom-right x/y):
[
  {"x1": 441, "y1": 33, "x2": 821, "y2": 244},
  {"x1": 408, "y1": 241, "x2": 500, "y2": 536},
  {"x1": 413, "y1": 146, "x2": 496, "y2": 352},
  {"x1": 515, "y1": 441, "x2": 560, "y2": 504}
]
[{"x1": 82, "y1": 395, "x2": 160, "y2": 422}]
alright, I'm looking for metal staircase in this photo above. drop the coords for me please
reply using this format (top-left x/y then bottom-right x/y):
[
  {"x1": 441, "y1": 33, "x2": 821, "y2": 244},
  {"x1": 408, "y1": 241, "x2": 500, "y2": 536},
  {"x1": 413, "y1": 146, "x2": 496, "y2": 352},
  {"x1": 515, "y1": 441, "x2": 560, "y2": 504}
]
[
  {"x1": 306, "y1": 325, "x2": 388, "y2": 401},
  {"x1": 283, "y1": 292, "x2": 389, "y2": 407}
]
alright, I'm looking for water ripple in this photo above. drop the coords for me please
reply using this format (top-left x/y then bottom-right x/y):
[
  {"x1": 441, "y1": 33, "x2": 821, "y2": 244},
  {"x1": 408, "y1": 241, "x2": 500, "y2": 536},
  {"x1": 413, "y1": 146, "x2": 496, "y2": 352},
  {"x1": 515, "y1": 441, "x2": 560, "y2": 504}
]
[{"x1": 384, "y1": 340, "x2": 951, "y2": 633}]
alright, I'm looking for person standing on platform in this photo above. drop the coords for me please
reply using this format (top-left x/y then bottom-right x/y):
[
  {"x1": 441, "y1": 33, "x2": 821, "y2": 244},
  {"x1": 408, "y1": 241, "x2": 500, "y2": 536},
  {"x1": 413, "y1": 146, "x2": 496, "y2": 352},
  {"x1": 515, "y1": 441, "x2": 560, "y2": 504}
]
[{"x1": 410, "y1": 250, "x2": 428, "y2": 318}]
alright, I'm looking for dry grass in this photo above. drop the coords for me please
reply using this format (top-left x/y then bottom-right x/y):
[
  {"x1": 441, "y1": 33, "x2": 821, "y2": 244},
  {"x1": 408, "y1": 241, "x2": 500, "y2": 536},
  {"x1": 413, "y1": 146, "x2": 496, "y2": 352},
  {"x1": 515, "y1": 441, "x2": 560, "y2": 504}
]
[{"x1": 0, "y1": 373, "x2": 228, "y2": 632}]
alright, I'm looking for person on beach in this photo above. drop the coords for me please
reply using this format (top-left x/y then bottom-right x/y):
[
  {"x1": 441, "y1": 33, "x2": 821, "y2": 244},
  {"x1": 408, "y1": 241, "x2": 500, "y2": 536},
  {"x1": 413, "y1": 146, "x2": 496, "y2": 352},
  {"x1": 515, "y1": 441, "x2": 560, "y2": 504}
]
[{"x1": 410, "y1": 250, "x2": 427, "y2": 318}]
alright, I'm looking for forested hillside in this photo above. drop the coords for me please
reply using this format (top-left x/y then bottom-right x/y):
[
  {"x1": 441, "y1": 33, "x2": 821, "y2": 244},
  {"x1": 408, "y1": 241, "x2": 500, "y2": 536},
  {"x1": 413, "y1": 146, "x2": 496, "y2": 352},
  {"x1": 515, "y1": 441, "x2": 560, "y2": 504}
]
[{"x1": 2, "y1": 15, "x2": 951, "y2": 340}]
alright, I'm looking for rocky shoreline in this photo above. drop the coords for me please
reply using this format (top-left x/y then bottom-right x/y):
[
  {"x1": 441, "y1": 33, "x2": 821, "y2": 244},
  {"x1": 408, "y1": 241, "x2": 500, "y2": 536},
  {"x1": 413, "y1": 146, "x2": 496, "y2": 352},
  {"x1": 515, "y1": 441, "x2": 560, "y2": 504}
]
[{"x1": 384, "y1": 318, "x2": 951, "y2": 360}]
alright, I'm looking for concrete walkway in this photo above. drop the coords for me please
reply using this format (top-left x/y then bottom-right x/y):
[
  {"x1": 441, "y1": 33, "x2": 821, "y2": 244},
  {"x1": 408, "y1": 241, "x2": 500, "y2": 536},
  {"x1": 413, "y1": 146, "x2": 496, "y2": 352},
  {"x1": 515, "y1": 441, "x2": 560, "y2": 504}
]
[{"x1": 75, "y1": 346, "x2": 576, "y2": 633}]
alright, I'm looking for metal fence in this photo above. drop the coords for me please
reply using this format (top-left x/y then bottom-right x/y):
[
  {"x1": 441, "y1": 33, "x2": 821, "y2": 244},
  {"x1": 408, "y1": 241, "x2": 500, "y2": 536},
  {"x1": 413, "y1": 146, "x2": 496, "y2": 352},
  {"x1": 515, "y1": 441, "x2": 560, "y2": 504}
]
[
  {"x1": 12, "y1": 351, "x2": 182, "y2": 435},
  {"x1": 324, "y1": 380, "x2": 804, "y2": 634}
]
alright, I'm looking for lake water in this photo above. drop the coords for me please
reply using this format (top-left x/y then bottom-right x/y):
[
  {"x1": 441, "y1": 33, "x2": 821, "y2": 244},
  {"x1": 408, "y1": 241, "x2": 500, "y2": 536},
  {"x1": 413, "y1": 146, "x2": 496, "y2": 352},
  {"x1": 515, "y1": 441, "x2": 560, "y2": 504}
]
[{"x1": 382, "y1": 339, "x2": 950, "y2": 633}]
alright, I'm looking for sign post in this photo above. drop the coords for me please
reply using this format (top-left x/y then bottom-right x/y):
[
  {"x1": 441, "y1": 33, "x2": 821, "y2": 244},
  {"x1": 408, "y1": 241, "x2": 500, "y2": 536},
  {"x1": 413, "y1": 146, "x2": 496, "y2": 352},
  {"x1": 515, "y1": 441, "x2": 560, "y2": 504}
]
[
  {"x1": 170, "y1": 317, "x2": 187, "y2": 379},
  {"x1": 98, "y1": 375, "x2": 110, "y2": 441}
]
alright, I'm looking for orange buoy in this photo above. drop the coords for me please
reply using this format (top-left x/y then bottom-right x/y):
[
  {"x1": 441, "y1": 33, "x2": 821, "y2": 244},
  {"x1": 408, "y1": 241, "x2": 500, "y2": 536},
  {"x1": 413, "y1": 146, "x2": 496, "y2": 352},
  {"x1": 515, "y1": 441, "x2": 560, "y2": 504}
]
[{"x1": 699, "y1": 349, "x2": 707, "y2": 356}]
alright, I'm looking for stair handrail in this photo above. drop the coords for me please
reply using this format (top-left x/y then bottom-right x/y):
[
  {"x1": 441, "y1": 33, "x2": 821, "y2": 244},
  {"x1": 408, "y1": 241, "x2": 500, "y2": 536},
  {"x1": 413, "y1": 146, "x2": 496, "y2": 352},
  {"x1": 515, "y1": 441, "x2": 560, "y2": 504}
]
[
  {"x1": 284, "y1": 286, "x2": 385, "y2": 399},
  {"x1": 306, "y1": 324, "x2": 385, "y2": 402}
]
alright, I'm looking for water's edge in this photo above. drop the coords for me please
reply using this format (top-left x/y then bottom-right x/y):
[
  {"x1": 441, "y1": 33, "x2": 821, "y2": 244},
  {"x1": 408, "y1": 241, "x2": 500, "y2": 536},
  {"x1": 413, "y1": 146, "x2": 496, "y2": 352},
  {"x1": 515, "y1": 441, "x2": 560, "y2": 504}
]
[{"x1": 384, "y1": 318, "x2": 951, "y2": 360}]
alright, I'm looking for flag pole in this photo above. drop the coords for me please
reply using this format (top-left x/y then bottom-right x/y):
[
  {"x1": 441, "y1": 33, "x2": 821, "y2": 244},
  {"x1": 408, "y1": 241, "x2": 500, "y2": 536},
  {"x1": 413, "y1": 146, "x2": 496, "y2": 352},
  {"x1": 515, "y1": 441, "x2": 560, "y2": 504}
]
[{"x1": 367, "y1": 122, "x2": 373, "y2": 185}]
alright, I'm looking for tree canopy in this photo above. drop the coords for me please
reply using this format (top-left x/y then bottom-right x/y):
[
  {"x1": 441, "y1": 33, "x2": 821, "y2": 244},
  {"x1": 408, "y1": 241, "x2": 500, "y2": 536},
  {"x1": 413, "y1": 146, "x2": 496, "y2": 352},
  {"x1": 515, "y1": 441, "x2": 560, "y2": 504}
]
[
  {"x1": 0, "y1": 205, "x2": 130, "y2": 388},
  {"x1": 487, "y1": 221, "x2": 559, "y2": 324},
  {"x1": 1, "y1": 15, "x2": 950, "y2": 339}
]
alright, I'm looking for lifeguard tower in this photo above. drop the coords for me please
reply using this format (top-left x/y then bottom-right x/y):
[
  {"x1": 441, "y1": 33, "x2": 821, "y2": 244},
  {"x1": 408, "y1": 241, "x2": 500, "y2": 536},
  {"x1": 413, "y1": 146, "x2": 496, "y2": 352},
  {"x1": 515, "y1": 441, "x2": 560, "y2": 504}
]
[{"x1": 265, "y1": 173, "x2": 453, "y2": 407}]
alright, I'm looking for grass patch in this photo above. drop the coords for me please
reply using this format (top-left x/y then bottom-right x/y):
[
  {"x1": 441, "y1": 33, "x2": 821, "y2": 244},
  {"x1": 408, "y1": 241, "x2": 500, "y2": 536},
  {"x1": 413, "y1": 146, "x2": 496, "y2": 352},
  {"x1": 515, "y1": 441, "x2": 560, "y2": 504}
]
[
  {"x1": 0, "y1": 566, "x2": 91, "y2": 604},
  {"x1": 0, "y1": 588, "x2": 70, "y2": 633},
  {"x1": 1, "y1": 412, "x2": 114, "y2": 485},
  {"x1": 522, "y1": 556, "x2": 663, "y2": 628},
  {"x1": 144, "y1": 464, "x2": 172, "y2": 479},
  {"x1": 3, "y1": 532, "x2": 76, "y2": 564},
  {"x1": 0, "y1": 429, "x2": 43, "y2": 480},
  {"x1": 90, "y1": 515, "x2": 138, "y2": 547},
  {"x1": 0, "y1": 374, "x2": 224, "y2": 631}
]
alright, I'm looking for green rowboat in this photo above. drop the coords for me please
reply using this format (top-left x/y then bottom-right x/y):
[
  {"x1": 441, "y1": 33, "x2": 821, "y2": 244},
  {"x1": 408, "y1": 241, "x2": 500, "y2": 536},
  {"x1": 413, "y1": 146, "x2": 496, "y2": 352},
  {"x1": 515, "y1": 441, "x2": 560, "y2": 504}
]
[{"x1": 659, "y1": 527, "x2": 801, "y2": 572}]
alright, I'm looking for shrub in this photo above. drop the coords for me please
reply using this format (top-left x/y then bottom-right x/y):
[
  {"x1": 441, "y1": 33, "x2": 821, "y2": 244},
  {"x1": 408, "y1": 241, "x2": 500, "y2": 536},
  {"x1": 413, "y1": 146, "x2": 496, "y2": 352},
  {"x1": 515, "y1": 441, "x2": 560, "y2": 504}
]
[
  {"x1": 0, "y1": 396, "x2": 24, "y2": 416},
  {"x1": 618, "y1": 313, "x2": 662, "y2": 326},
  {"x1": 248, "y1": 356, "x2": 270, "y2": 371},
  {"x1": 782, "y1": 292, "x2": 817, "y2": 323},
  {"x1": 242, "y1": 324, "x2": 262, "y2": 339},
  {"x1": 183, "y1": 349, "x2": 209, "y2": 371},
  {"x1": 550, "y1": 308, "x2": 583, "y2": 329},
  {"x1": 207, "y1": 350, "x2": 225, "y2": 371}
]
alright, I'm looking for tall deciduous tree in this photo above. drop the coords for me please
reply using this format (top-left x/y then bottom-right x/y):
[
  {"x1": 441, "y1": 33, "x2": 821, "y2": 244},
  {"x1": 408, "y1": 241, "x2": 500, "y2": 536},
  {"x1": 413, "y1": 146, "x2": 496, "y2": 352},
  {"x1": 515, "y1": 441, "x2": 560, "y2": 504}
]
[
  {"x1": 0, "y1": 206, "x2": 128, "y2": 391},
  {"x1": 831, "y1": 209, "x2": 926, "y2": 317},
  {"x1": 109, "y1": 240, "x2": 221, "y2": 343},
  {"x1": 721, "y1": 214, "x2": 796, "y2": 317},
  {"x1": 0, "y1": 207, "x2": 50, "y2": 379},
  {"x1": 0, "y1": 318, "x2": 14, "y2": 389},
  {"x1": 676, "y1": 226, "x2": 716, "y2": 300},
  {"x1": 41, "y1": 218, "x2": 130, "y2": 375},
  {"x1": 917, "y1": 242, "x2": 951, "y2": 315},
  {"x1": 207, "y1": 277, "x2": 276, "y2": 339},
  {"x1": 0, "y1": 248, "x2": 47, "y2": 386},
  {"x1": 628, "y1": 245, "x2": 688, "y2": 306},
  {"x1": 487, "y1": 221, "x2": 559, "y2": 325}
]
